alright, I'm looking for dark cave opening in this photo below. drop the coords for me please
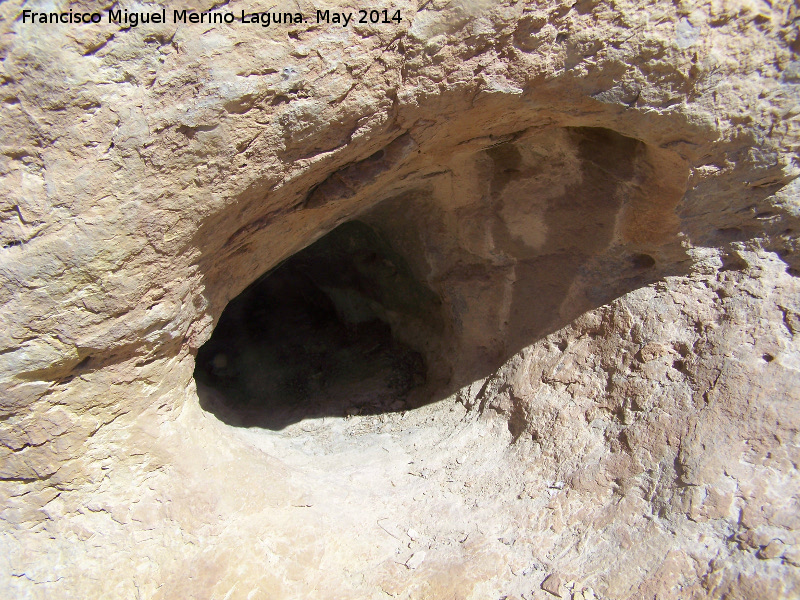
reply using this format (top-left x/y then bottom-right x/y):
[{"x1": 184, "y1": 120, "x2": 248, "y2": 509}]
[
  {"x1": 195, "y1": 220, "x2": 442, "y2": 430},
  {"x1": 194, "y1": 127, "x2": 690, "y2": 431}
]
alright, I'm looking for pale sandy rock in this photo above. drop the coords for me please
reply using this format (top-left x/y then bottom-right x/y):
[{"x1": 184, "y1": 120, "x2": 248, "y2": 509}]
[
  {"x1": 405, "y1": 550, "x2": 427, "y2": 570},
  {"x1": 541, "y1": 572, "x2": 564, "y2": 597},
  {"x1": 0, "y1": 0, "x2": 799, "y2": 599}
]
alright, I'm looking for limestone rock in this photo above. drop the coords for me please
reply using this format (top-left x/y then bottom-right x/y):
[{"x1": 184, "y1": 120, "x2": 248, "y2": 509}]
[
  {"x1": 1, "y1": 0, "x2": 799, "y2": 599},
  {"x1": 541, "y1": 572, "x2": 564, "y2": 597}
]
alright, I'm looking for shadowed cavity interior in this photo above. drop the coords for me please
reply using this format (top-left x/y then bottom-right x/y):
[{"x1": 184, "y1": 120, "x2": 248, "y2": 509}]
[{"x1": 195, "y1": 221, "x2": 442, "y2": 430}]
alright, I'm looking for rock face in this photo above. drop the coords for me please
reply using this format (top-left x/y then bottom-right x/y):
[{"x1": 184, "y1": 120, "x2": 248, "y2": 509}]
[{"x1": 1, "y1": 0, "x2": 799, "y2": 598}]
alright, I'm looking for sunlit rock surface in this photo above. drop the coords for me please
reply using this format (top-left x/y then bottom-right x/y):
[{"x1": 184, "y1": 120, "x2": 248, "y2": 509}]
[{"x1": 1, "y1": 1, "x2": 799, "y2": 598}]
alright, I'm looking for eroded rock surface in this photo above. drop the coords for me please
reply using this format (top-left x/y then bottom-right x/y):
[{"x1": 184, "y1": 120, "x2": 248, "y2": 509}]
[{"x1": 1, "y1": 0, "x2": 799, "y2": 598}]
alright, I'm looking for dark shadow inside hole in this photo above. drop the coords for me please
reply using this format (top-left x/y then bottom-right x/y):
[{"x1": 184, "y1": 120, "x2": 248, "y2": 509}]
[
  {"x1": 195, "y1": 221, "x2": 440, "y2": 430},
  {"x1": 631, "y1": 253, "x2": 656, "y2": 270}
]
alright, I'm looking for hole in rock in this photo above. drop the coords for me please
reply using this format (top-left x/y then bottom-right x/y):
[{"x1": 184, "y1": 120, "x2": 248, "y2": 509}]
[
  {"x1": 195, "y1": 221, "x2": 442, "y2": 430},
  {"x1": 194, "y1": 126, "x2": 692, "y2": 435},
  {"x1": 631, "y1": 253, "x2": 656, "y2": 270}
]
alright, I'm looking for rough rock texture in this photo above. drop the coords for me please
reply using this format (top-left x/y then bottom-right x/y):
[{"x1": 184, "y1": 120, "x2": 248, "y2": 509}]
[{"x1": 1, "y1": 0, "x2": 799, "y2": 598}]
